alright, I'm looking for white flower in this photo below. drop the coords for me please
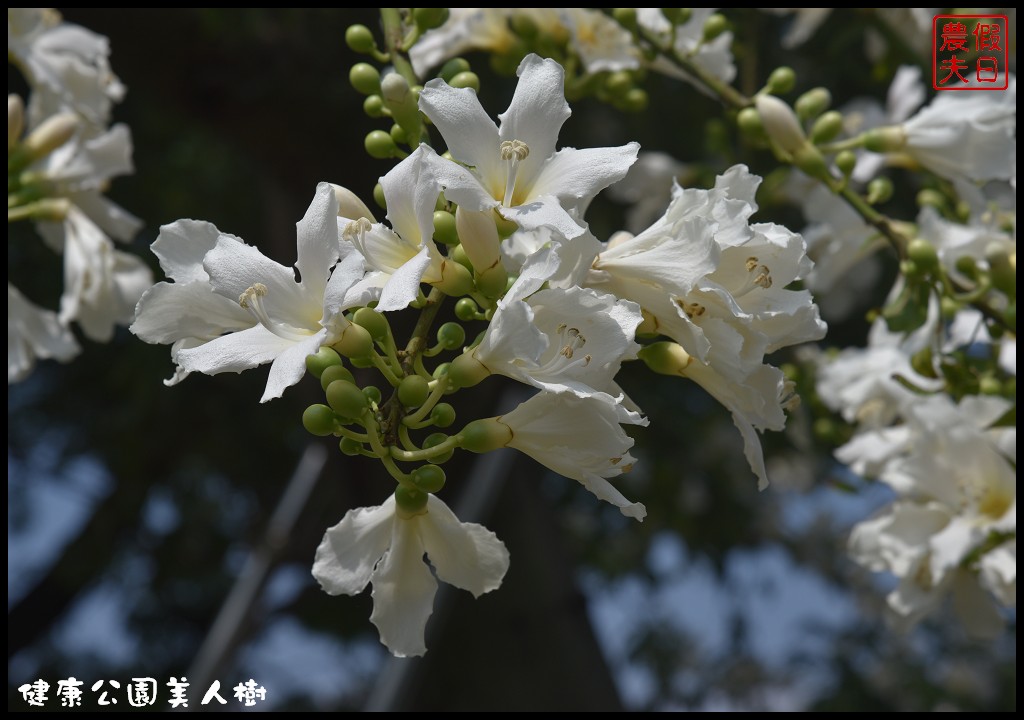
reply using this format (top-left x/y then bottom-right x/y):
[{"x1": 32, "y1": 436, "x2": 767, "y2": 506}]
[
  {"x1": 760, "y1": 8, "x2": 832, "y2": 48},
  {"x1": 419, "y1": 54, "x2": 639, "y2": 240},
  {"x1": 489, "y1": 392, "x2": 648, "y2": 520},
  {"x1": 134, "y1": 183, "x2": 371, "y2": 402},
  {"x1": 8, "y1": 282, "x2": 80, "y2": 383},
  {"x1": 917, "y1": 206, "x2": 1015, "y2": 286},
  {"x1": 558, "y1": 8, "x2": 641, "y2": 74},
  {"x1": 340, "y1": 147, "x2": 467, "y2": 311},
  {"x1": 453, "y1": 280, "x2": 642, "y2": 401},
  {"x1": 7, "y1": 8, "x2": 125, "y2": 130},
  {"x1": 312, "y1": 493, "x2": 510, "y2": 658},
  {"x1": 637, "y1": 8, "x2": 736, "y2": 92}
]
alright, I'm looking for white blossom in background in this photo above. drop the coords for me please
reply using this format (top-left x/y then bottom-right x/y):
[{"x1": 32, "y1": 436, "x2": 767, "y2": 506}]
[
  {"x1": 557, "y1": 8, "x2": 641, "y2": 74},
  {"x1": 760, "y1": 8, "x2": 832, "y2": 49},
  {"x1": 313, "y1": 493, "x2": 510, "y2": 657},
  {"x1": 420, "y1": 53, "x2": 639, "y2": 240},
  {"x1": 847, "y1": 395, "x2": 1016, "y2": 636},
  {"x1": 7, "y1": 7, "x2": 125, "y2": 130},
  {"x1": 8, "y1": 282, "x2": 80, "y2": 383},
  {"x1": 636, "y1": 8, "x2": 736, "y2": 93},
  {"x1": 133, "y1": 183, "x2": 374, "y2": 402}
]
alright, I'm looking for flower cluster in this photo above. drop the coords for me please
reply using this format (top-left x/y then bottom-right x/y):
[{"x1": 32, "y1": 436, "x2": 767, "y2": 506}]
[
  {"x1": 8, "y1": 8, "x2": 151, "y2": 383},
  {"x1": 133, "y1": 50, "x2": 823, "y2": 656}
]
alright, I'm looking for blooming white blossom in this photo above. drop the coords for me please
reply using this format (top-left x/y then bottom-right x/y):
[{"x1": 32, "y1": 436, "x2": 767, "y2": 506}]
[
  {"x1": 557, "y1": 8, "x2": 641, "y2": 74},
  {"x1": 636, "y1": 8, "x2": 736, "y2": 92},
  {"x1": 312, "y1": 493, "x2": 509, "y2": 657},
  {"x1": 419, "y1": 53, "x2": 639, "y2": 240},
  {"x1": 134, "y1": 183, "x2": 373, "y2": 402},
  {"x1": 7, "y1": 7, "x2": 125, "y2": 129},
  {"x1": 8, "y1": 282, "x2": 80, "y2": 383}
]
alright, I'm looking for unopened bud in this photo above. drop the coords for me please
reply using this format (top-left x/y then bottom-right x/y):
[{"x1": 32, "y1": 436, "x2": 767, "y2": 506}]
[
  {"x1": 8, "y1": 94, "x2": 24, "y2": 151},
  {"x1": 907, "y1": 238, "x2": 938, "y2": 272},
  {"x1": 755, "y1": 94, "x2": 805, "y2": 155},
  {"x1": 448, "y1": 351, "x2": 490, "y2": 389},
  {"x1": 455, "y1": 206, "x2": 501, "y2": 274},
  {"x1": 433, "y1": 259, "x2": 473, "y2": 297},
  {"x1": 413, "y1": 7, "x2": 449, "y2": 31},
  {"x1": 702, "y1": 13, "x2": 728, "y2": 41},
  {"x1": 349, "y1": 63, "x2": 381, "y2": 95},
  {"x1": 866, "y1": 176, "x2": 893, "y2": 205},
  {"x1": 449, "y1": 71, "x2": 480, "y2": 92},
  {"x1": 810, "y1": 111, "x2": 844, "y2": 144},
  {"x1": 766, "y1": 66, "x2": 796, "y2": 95},
  {"x1": 331, "y1": 184, "x2": 376, "y2": 222},
  {"x1": 835, "y1": 150, "x2": 857, "y2": 177},
  {"x1": 334, "y1": 322, "x2": 374, "y2": 359},
  {"x1": 23, "y1": 112, "x2": 79, "y2": 161},
  {"x1": 986, "y1": 242, "x2": 1016, "y2": 296},
  {"x1": 345, "y1": 24, "x2": 376, "y2": 54},
  {"x1": 612, "y1": 7, "x2": 638, "y2": 30},
  {"x1": 459, "y1": 417, "x2": 513, "y2": 453},
  {"x1": 638, "y1": 342, "x2": 692, "y2": 376},
  {"x1": 432, "y1": 210, "x2": 459, "y2": 245},
  {"x1": 439, "y1": 58, "x2": 471, "y2": 83},
  {"x1": 364, "y1": 130, "x2": 397, "y2": 159},
  {"x1": 795, "y1": 87, "x2": 831, "y2": 121},
  {"x1": 863, "y1": 126, "x2": 906, "y2": 153}
]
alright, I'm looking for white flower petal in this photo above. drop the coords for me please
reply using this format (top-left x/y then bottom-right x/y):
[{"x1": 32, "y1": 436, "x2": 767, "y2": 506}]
[
  {"x1": 8, "y1": 283, "x2": 80, "y2": 383},
  {"x1": 419, "y1": 495, "x2": 510, "y2": 597},
  {"x1": 370, "y1": 516, "x2": 437, "y2": 658},
  {"x1": 382, "y1": 146, "x2": 442, "y2": 248},
  {"x1": 313, "y1": 496, "x2": 397, "y2": 596},
  {"x1": 176, "y1": 324, "x2": 294, "y2": 376},
  {"x1": 261, "y1": 330, "x2": 326, "y2": 403},
  {"x1": 150, "y1": 220, "x2": 240, "y2": 284},
  {"x1": 376, "y1": 244, "x2": 432, "y2": 312},
  {"x1": 203, "y1": 236, "x2": 309, "y2": 321},
  {"x1": 529, "y1": 144, "x2": 641, "y2": 215},
  {"x1": 418, "y1": 81, "x2": 501, "y2": 188},
  {"x1": 294, "y1": 182, "x2": 341, "y2": 300}
]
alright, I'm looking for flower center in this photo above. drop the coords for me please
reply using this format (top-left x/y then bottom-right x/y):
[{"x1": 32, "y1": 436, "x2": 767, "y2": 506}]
[
  {"x1": 342, "y1": 216, "x2": 373, "y2": 243},
  {"x1": 677, "y1": 300, "x2": 706, "y2": 321},
  {"x1": 534, "y1": 323, "x2": 592, "y2": 376},
  {"x1": 238, "y1": 283, "x2": 310, "y2": 342},
  {"x1": 499, "y1": 139, "x2": 530, "y2": 207},
  {"x1": 734, "y1": 256, "x2": 773, "y2": 297}
]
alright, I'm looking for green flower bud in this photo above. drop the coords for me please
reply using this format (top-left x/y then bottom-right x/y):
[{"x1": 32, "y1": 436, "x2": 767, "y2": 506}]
[
  {"x1": 459, "y1": 418, "x2": 513, "y2": 453},
  {"x1": 979, "y1": 375, "x2": 1002, "y2": 396},
  {"x1": 907, "y1": 238, "x2": 938, "y2": 272},
  {"x1": 793, "y1": 144, "x2": 832, "y2": 182},
  {"x1": 305, "y1": 345, "x2": 343, "y2": 378},
  {"x1": 899, "y1": 259, "x2": 919, "y2": 277},
  {"x1": 448, "y1": 351, "x2": 490, "y2": 389},
  {"x1": 413, "y1": 7, "x2": 449, "y2": 30},
  {"x1": 349, "y1": 63, "x2": 381, "y2": 95},
  {"x1": 810, "y1": 111, "x2": 843, "y2": 144},
  {"x1": 432, "y1": 210, "x2": 459, "y2": 245},
  {"x1": 373, "y1": 182, "x2": 386, "y2": 210},
  {"x1": 423, "y1": 433, "x2": 454, "y2": 463},
  {"x1": 834, "y1": 150, "x2": 857, "y2": 177},
  {"x1": 940, "y1": 296, "x2": 961, "y2": 320},
  {"x1": 449, "y1": 71, "x2": 480, "y2": 92},
  {"x1": 866, "y1": 176, "x2": 893, "y2": 205},
  {"x1": 363, "y1": 95, "x2": 385, "y2": 118},
  {"x1": 353, "y1": 307, "x2": 390, "y2": 340},
  {"x1": 985, "y1": 242, "x2": 1016, "y2": 296},
  {"x1": 755, "y1": 94, "x2": 805, "y2": 154},
  {"x1": 345, "y1": 24, "x2": 376, "y2": 54},
  {"x1": 492, "y1": 211, "x2": 519, "y2": 238},
  {"x1": 363, "y1": 385, "x2": 383, "y2": 405},
  {"x1": 454, "y1": 297, "x2": 480, "y2": 322},
  {"x1": 432, "y1": 362, "x2": 451, "y2": 380},
  {"x1": 339, "y1": 437, "x2": 364, "y2": 456},
  {"x1": 365, "y1": 129, "x2": 397, "y2": 159},
  {"x1": 702, "y1": 13, "x2": 728, "y2": 41},
  {"x1": 439, "y1": 58, "x2": 471, "y2": 83},
  {"x1": 450, "y1": 243, "x2": 473, "y2": 272},
  {"x1": 334, "y1": 322, "x2": 374, "y2": 359},
  {"x1": 795, "y1": 87, "x2": 831, "y2": 121},
  {"x1": 434, "y1": 259, "x2": 473, "y2": 297},
  {"x1": 320, "y1": 363, "x2": 355, "y2": 391},
  {"x1": 916, "y1": 189, "x2": 947, "y2": 210},
  {"x1": 327, "y1": 379, "x2": 368, "y2": 419},
  {"x1": 863, "y1": 126, "x2": 905, "y2": 153},
  {"x1": 436, "y1": 322, "x2": 466, "y2": 350},
  {"x1": 605, "y1": 71, "x2": 633, "y2": 97},
  {"x1": 476, "y1": 264, "x2": 508, "y2": 299},
  {"x1": 303, "y1": 404, "x2": 338, "y2": 436},
  {"x1": 398, "y1": 374, "x2": 431, "y2": 408},
  {"x1": 766, "y1": 66, "x2": 796, "y2": 95},
  {"x1": 736, "y1": 106, "x2": 766, "y2": 140},
  {"x1": 619, "y1": 88, "x2": 649, "y2": 113},
  {"x1": 910, "y1": 347, "x2": 938, "y2": 378},
  {"x1": 638, "y1": 342, "x2": 692, "y2": 376},
  {"x1": 612, "y1": 7, "x2": 638, "y2": 30},
  {"x1": 395, "y1": 485, "x2": 428, "y2": 515},
  {"x1": 412, "y1": 464, "x2": 446, "y2": 493},
  {"x1": 431, "y1": 402, "x2": 456, "y2": 428},
  {"x1": 955, "y1": 255, "x2": 979, "y2": 278},
  {"x1": 389, "y1": 123, "x2": 408, "y2": 146},
  {"x1": 22, "y1": 112, "x2": 79, "y2": 162},
  {"x1": 8, "y1": 94, "x2": 24, "y2": 152}
]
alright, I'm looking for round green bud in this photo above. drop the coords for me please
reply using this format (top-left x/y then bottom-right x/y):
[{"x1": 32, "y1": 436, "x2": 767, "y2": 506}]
[
  {"x1": 432, "y1": 210, "x2": 459, "y2": 245},
  {"x1": 979, "y1": 375, "x2": 1002, "y2": 396},
  {"x1": 955, "y1": 255, "x2": 979, "y2": 279},
  {"x1": 810, "y1": 111, "x2": 844, "y2": 144},
  {"x1": 476, "y1": 265, "x2": 508, "y2": 299},
  {"x1": 363, "y1": 94, "x2": 385, "y2": 118},
  {"x1": 423, "y1": 433, "x2": 454, "y2": 463},
  {"x1": 985, "y1": 242, "x2": 1015, "y2": 295},
  {"x1": 303, "y1": 404, "x2": 338, "y2": 437},
  {"x1": 432, "y1": 362, "x2": 451, "y2": 380},
  {"x1": 413, "y1": 7, "x2": 449, "y2": 30},
  {"x1": 907, "y1": 238, "x2": 939, "y2": 272},
  {"x1": 940, "y1": 296, "x2": 961, "y2": 320},
  {"x1": 661, "y1": 8, "x2": 686, "y2": 24},
  {"x1": 335, "y1": 323, "x2": 374, "y2": 359},
  {"x1": 454, "y1": 297, "x2": 480, "y2": 321},
  {"x1": 345, "y1": 24, "x2": 376, "y2": 54},
  {"x1": 638, "y1": 342, "x2": 692, "y2": 376},
  {"x1": 459, "y1": 418, "x2": 513, "y2": 453},
  {"x1": 439, "y1": 58, "x2": 471, "y2": 83},
  {"x1": 365, "y1": 130, "x2": 397, "y2": 160},
  {"x1": 493, "y1": 212, "x2": 519, "y2": 239},
  {"x1": 412, "y1": 464, "x2": 446, "y2": 493},
  {"x1": 605, "y1": 71, "x2": 633, "y2": 97},
  {"x1": 435, "y1": 260, "x2": 473, "y2": 298},
  {"x1": 450, "y1": 243, "x2": 473, "y2": 272},
  {"x1": 320, "y1": 363, "x2": 355, "y2": 391},
  {"x1": 327, "y1": 379, "x2": 368, "y2": 419},
  {"x1": 373, "y1": 183, "x2": 386, "y2": 210},
  {"x1": 619, "y1": 88, "x2": 649, "y2": 113},
  {"x1": 363, "y1": 385, "x2": 382, "y2": 405},
  {"x1": 395, "y1": 485, "x2": 428, "y2": 515},
  {"x1": 795, "y1": 87, "x2": 831, "y2": 121},
  {"x1": 910, "y1": 347, "x2": 938, "y2": 378},
  {"x1": 350, "y1": 355, "x2": 374, "y2": 369},
  {"x1": 766, "y1": 66, "x2": 796, "y2": 95},
  {"x1": 509, "y1": 12, "x2": 539, "y2": 38},
  {"x1": 899, "y1": 259, "x2": 919, "y2": 277},
  {"x1": 916, "y1": 189, "x2": 946, "y2": 210},
  {"x1": 449, "y1": 71, "x2": 480, "y2": 92},
  {"x1": 431, "y1": 402, "x2": 456, "y2": 428},
  {"x1": 835, "y1": 150, "x2": 857, "y2": 177},
  {"x1": 339, "y1": 436, "x2": 364, "y2": 456},
  {"x1": 349, "y1": 63, "x2": 381, "y2": 95},
  {"x1": 612, "y1": 7, "x2": 638, "y2": 29},
  {"x1": 398, "y1": 374, "x2": 431, "y2": 408},
  {"x1": 389, "y1": 123, "x2": 408, "y2": 146},
  {"x1": 305, "y1": 345, "x2": 342, "y2": 379},
  {"x1": 736, "y1": 106, "x2": 765, "y2": 139},
  {"x1": 353, "y1": 307, "x2": 390, "y2": 340},
  {"x1": 866, "y1": 176, "x2": 893, "y2": 205},
  {"x1": 702, "y1": 13, "x2": 728, "y2": 41},
  {"x1": 436, "y1": 322, "x2": 466, "y2": 350},
  {"x1": 448, "y1": 352, "x2": 489, "y2": 389},
  {"x1": 863, "y1": 126, "x2": 905, "y2": 153}
]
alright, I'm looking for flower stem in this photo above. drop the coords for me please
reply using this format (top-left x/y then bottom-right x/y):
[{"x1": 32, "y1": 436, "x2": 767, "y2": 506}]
[
  {"x1": 390, "y1": 436, "x2": 460, "y2": 463},
  {"x1": 403, "y1": 375, "x2": 449, "y2": 426}
]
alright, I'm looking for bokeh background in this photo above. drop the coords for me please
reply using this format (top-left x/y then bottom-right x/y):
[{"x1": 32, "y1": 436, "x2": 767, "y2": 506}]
[{"x1": 8, "y1": 8, "x2": 1016, "y2": 711}]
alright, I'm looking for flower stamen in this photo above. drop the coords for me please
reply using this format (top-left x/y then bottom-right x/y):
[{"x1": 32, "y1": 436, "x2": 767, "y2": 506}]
[
  {"x1": 342, "y1": 216, "x2": 373, "y2": 242},
  {"x1": 735, "y1": 256, "x2": 773, "y2": 297},
  {"x1": 238, "y1": 283, "x2": 310, "y2": 342},
  {"x1": 499, "y1": 139, "x2": 530, "y2": 207}
]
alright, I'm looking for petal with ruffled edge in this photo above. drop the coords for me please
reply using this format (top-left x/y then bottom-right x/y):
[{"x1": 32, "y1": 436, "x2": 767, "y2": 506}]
[
  {"x1": 8, "y1": 282, "x2": 81, "y2": 383},
  {"x1": 313, "y1": 496, "x2": 397, "y2": 596},
  {"x1": 419, "y1": 494, "x2": 510, "y2": 597},
  {"x1": 294, "y1": 182, "x2": 341, "y2": 301}
]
